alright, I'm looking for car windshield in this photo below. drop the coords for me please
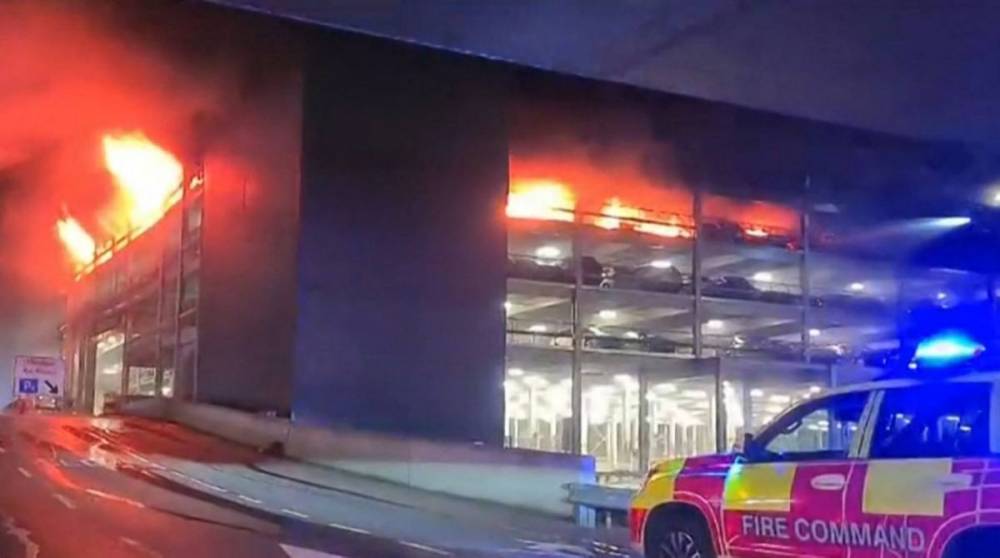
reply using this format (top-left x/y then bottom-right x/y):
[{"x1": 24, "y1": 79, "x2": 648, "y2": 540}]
[{"x1": 2, "y1": 1, "x2": 1000, "y2": 557}]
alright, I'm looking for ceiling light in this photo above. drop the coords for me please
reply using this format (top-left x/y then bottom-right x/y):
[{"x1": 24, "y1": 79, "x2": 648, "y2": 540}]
[
  {"x1": 765, "y1": 404, "x2": 785, "y2": 414},
  {"x1": 650, "y1": 259, "x2": 672, "y2": 269},
  {"x1": 560, "y1": 378, "x2": 572, "y2": 387},
  {"x1": 507, "y1": 367, "x2": 524, "y2": 377},
  {"x1": 523, "y1": 375, "x2": 548, "y2": 388},
  {"x1": 625, "y1": 331, "x2": 641, "y2": 339},
  {"x1": 654, "y1": 383, "x2": 677, "y2": 393},
  {"x1": 693, "y1": 401, "x2": 711, "y2": 410},
  {"x1": 809, "y1": 385, "x2": 822, "y2": 394},
  {"x1": 705, "y1": 319, "x2": 724, "y2": 330},
  {"x1": 528, "y1": 324, "x2": 548, "y2": 333},
  {"x1": 936, "y1": 291, "x2": 948, "y2": 301},
  {"x1": 752, "y1": 271, "x2": 773, "y2": 282},
  {"x1": 503, "y1": 301, "x2": 512, "y2": 312},
  {"x1": 588, "y1": 326, "x2": 607, "y2": 336},
  {"x1": 750, "y1": 389, "x2": 764, "y2": 398},
  {"x1": 681, "y1": 389, "x2": 707, "y2": 399},
  {"x1": 809, "y1": 328, "x2": 821, "y2": 337},
  {"x1": 598, "y1": 309, "x2": 617, "y2": 320},
  {"x1": 848, "y1": 282, "x2": 865, "y2": 292},
  {"x1": 535, "y1": 245, "x2": 561, "y2": 259},
  {"x1": 769, "y1": 394, "x2": 791, "y2": 404},
  {"x1": 614, "y1": 374, "x2": 635, "y2": 386}
]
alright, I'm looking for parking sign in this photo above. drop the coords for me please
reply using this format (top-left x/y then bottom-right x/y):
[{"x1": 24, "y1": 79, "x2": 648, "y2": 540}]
[{"x1": 13, "y1": 356, "x2": 65, "y2": 398}]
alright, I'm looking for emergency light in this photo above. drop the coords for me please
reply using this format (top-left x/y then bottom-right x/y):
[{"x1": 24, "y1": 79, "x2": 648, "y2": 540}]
[{"x1": 912, "y1": 330, "x2": 984, "y2": 368}]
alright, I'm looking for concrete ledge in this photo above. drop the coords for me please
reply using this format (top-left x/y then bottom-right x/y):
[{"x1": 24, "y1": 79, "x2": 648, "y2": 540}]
[{"x1": 118, "y1": 399, "x2": 594, "y2": 517}]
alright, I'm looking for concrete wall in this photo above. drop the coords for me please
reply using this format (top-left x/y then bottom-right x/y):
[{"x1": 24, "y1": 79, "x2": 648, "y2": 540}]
[
  {"x1": 293, "y1": 32, "x2": 509, "y2": 444},
  {"x1": 123, "y1": 399, "x2": 592, "y2": 517}
]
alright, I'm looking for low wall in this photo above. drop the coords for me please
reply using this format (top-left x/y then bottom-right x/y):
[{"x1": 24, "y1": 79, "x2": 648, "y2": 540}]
[{"x1": 119, "y1": 399, "x2": 593, "y2": 517}]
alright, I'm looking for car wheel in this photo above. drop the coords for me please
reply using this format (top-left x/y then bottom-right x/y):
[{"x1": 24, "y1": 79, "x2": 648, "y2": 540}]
[{"x1": 646, "y1": 514, "x2": 715, "y2": 558}]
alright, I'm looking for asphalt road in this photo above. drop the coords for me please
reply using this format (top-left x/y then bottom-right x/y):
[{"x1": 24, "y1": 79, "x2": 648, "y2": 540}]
[
  {"x1": 0, "y1": 411, "x2": 489, "y2": 558},
  {"x1": 0, "y1": 411, "x2": 633, "y2": 558}
]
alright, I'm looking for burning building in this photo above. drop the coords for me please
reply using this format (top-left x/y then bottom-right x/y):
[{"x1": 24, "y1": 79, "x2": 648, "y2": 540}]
[{"x1": 19, "y1": 1, "x2": 999, "y2": 481}]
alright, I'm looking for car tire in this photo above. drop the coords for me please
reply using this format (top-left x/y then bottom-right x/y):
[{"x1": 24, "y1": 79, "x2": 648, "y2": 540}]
[{"x1": 645, "y1": 512, "x2": 715, "y2": 558}]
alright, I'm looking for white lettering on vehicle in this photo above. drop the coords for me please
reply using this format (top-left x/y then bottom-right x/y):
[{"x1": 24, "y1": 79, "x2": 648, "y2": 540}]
[{"x1": 742, "y1": 514, "x2": 925, "y2": 553}]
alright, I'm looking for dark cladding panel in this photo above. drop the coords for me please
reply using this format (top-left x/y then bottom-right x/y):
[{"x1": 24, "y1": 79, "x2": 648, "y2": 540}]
[
  {"x1": 196, "y1": 39, "x2": 303, "y2": 413},
  {"x1": 295, "y1": 34, "x2": 508, "y2": 444}
]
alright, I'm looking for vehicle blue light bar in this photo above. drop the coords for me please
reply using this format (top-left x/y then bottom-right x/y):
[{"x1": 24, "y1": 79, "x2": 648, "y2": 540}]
[{"x1": 912, "y1": 330, "x2": 984, "y2": 367}]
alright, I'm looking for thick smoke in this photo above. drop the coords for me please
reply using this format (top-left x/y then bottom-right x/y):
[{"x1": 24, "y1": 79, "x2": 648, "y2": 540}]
[
  {"x1": 0, "y1": 0, "x2": 253, "y2": 291},
  {"x1": 0, "y1": 0, "x2": 289, "y2": 399}
]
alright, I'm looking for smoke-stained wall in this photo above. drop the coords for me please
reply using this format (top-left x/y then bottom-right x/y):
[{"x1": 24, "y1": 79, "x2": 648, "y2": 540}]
[
  {"x1": 193, "y1": 8, "x2": 303, "y2": 413},
  {"x1": 294, "y1": 33, "x2": 509, "y2": 444}
]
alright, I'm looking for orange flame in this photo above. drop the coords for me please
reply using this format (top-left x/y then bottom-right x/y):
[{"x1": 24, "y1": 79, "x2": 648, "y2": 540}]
[
  {"x1": 103, "y1": 132, "x2": 183, "y2": 233},
  {"x1": 506, "y1": 179, "x2": 575, "y2": 222},
  {"x1": 56, "y1": 216, "x2": 95, "y2": 265}
]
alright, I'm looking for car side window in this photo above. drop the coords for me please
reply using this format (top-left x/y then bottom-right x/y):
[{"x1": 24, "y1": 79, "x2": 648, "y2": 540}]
[
  {"x1": 870, "y1": 383, "x2": 993, "y2": 459},
  {"x1": 751, "y1": 391, "x2": 869, "y2": 462}
]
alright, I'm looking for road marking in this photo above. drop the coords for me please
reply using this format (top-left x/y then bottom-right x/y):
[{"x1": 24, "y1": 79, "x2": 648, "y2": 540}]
[
  {"x1": 399, "y1": 541, "x2": 452, "y2": 556},
  {"x1": 86, "y1": 488, "x2": 147, "y2": 509},
  {"x1": 120, "y1": 536, "x2": 162, "y2": 558},
  {"x1": 280, "y1": 508, "x2": 310, "y2": 519},
  {"x1": 327, "y1": 522, "x2": 370, "y2": 535},
  {"x1": 52, "y1": 493, "x2": 76, "y2": 510},
  {"x1": 17, "y1": 467, "x2": 32, "y2": 479},
  {"x1": 280, "y1": 543, "x2": 346, "y2": 557},
  {"x1": 237, "y1": 494, "x2": 263, "y2": 505},
  {"x1": 188, "y1": 478, "x2": 228, "y2": 493}
]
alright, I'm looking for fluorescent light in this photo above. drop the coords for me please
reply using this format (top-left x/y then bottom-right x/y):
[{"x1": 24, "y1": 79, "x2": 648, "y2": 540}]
[
  {"x1": 598, "y1": 309, "x2": 617, "y2": 320},
  {"x1": 650, "y1": 259, "x2": 673, "y2": 269},
  {"x1": 765, "y1": 404, "x2": 785, "y2": 414},
  {"x1": 503, "y1": 301, "x2": 512, "y2": 312},
  {"x1": 750, "y1": 389, "x2": 764, "y2": 398},
  {"x1": 936, "y1": 291, "x2": 948, "y2": 301},
  {"x1": 934, "y1": 217, "x2": 970, "y2": 228},
  {"x1": 769, "y1": 394, "x2": 791, "y2": 404},
  {"x1": 507, "y1": 367, "x2": 524, "y2": 377},
  {"x1": 681, "y1": 389, "x2": 707, "y2": 399},
  {"x1": 809, "y1": 328, "x2": 821, "y2": 337},
  {"x1": 625, "y1": 331, "x2": 641, "y2": 339},
  {"x1": 528, "y1": 324, "x2": 548, "y2": 333},
  {"x1": 535, "y1": 245, "x2": 561, "y2": 258},
  {"x1": 848, "y1": 282, "x2": 865, "y2": 292},
  {"x1": 654, "y1": 383, "x2": 677, "y2": 393},
  {"x1": 560, "y1": 378, "x2": 572, "y2": 387},
  {"x1": 705, "y1": 319, "x2": 724, "y2": 330},
  {"x1": 523, "y1": 375, "x2": 548, "y2": 388},
  {"x1": 752, "y1": 271, "x2": 773, "y2": 282},
  {"x1": 809, "y1": 385, "x2": 822, "y2": 394},
  {"x1": 614, "y1": 374, "x2": 635, "y2": 386}
]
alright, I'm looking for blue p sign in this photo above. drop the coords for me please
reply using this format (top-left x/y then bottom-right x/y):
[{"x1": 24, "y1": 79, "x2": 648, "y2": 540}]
[{"x1": 18, "y1": 378, "x2": 38, "y2": 394}]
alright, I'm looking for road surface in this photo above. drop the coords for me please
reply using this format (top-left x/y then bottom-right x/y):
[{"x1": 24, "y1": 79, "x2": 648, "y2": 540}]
[{"x1": 0, "y1": 411, "x2": 632, "y2": 558}]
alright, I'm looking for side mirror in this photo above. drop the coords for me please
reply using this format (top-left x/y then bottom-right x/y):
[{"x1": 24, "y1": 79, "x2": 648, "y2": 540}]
[{"x1": 742, "y1": 432, "x2": 761, "y2": 461}]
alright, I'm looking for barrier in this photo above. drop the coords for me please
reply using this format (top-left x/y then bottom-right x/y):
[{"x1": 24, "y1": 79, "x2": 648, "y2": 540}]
[{"x1": 118, "y1": 399, "x2": 594, "y2": 517}]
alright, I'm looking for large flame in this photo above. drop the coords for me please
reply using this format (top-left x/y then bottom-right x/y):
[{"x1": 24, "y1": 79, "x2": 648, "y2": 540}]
[
  {"x1": 506, "y1": 179, "x2": 576, "y2": 222},
  {"x1": 103, "y1": 132, "x2": 183, "y2": 233},
  {"x1": 56, "y1": 132, "x2": 184, "y2": 272},
  {"x1": 56, "y1": 216, "x2": 95, "y2": 265}
]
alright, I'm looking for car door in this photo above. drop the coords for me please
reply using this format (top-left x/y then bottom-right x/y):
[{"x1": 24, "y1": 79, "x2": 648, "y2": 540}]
[
  {"x1": 845, "y1": 382, "x2": 996, "y2": 558},
  {"x1": 722, "y1": 390, "x2": 871, "y2": 558}
]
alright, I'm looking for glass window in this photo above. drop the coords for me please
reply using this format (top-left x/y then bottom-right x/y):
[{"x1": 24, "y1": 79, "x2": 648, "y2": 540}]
[
  {"x1": 752, "y1": 391, "x2": 868, "y2": 462},
  {"x1": 871, "y1": 383, "x2": 993, "y2": 459}
]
